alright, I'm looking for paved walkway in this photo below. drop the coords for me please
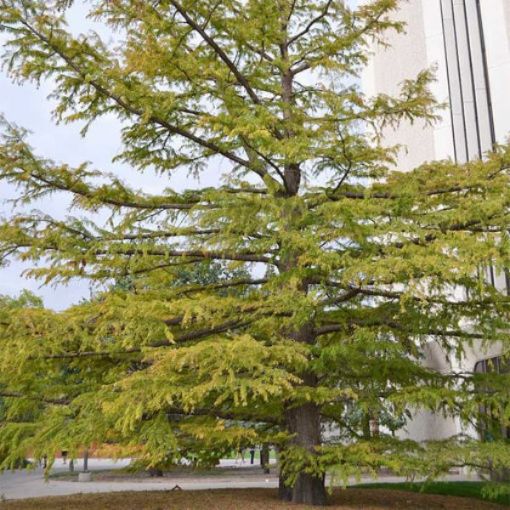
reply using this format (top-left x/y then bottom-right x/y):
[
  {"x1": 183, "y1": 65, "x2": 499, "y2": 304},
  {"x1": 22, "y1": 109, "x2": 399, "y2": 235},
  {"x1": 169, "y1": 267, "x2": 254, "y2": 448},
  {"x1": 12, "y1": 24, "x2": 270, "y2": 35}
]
[
  {"x1": 0, "y1": 458, "x2": 279, "y2": 500},
  {"x1": 0, "y1": 458, "x2": 481, "y2": 501}
]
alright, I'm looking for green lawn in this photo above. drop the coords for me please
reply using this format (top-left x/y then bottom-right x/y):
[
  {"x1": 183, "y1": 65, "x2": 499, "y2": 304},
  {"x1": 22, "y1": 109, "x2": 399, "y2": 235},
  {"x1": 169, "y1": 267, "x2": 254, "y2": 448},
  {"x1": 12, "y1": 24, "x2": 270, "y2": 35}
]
[{"x1": 354, "y1": 481, "x2": 510, "y2": 506}]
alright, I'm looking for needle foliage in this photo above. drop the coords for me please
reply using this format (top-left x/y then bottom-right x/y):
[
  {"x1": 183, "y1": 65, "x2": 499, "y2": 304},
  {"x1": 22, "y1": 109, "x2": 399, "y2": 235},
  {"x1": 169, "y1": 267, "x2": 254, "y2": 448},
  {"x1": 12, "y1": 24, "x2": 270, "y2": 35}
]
[{"x1": 1, "y1": 0, "x2": 510, "y2": 505}]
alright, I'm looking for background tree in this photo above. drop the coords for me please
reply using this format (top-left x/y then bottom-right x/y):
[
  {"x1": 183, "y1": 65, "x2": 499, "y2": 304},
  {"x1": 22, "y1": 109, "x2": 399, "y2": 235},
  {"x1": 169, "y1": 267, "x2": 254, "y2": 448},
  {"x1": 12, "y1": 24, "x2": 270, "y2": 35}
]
[
  {"x1": 0, "y1": 291, "x2": 43, "y2": 468},
  {"x1": 1, "y1": 0, "x2": 510, "y2": 505}
]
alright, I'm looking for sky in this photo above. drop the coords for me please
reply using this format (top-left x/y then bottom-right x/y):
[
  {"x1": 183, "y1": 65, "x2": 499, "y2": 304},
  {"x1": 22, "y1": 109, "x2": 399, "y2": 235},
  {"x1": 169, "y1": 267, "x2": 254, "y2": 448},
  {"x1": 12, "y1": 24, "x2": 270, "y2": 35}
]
[
  {"x1": 0, "y1": 1, "x2": 359, "y2": 310},
  {"x1": 0, "y1": 4, "x2": 171, "y2": 308}
]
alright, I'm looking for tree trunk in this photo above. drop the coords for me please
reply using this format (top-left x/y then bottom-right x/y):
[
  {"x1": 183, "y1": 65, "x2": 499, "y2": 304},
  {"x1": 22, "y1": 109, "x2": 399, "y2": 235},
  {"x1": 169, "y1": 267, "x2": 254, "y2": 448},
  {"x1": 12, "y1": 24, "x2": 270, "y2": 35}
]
[
  {"x1": 260, "y1": 444, "x2": 270, "y2": 474},
  {"x1": 278, "y1": 472, "x2": 293, "y2": 502},
  {"x1": 83, "y1": 448, "x2": 89, "y2": 472},
  {"x1": 281, "y1": 401, "x2": 327, "y2": 506},
  {"x1": 277, "y1": 155, "x2": 324, "y2": 503},
  {"x1": 292, "y1": 470, "x2": 326, "y2": 506}
]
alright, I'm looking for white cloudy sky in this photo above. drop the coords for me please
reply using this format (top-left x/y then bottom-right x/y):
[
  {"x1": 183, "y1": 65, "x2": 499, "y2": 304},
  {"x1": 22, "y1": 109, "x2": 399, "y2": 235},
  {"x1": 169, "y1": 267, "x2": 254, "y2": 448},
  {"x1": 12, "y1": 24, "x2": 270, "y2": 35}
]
[
  {"x1": 0, "y1": 2, "x2": 222, "y2": 308},
  {"x1": 0, "y1": 1, "x2": 358, "y2": 310},
  {"x1": 0, "y1": 4, "x2": 170, "y2": 308}
]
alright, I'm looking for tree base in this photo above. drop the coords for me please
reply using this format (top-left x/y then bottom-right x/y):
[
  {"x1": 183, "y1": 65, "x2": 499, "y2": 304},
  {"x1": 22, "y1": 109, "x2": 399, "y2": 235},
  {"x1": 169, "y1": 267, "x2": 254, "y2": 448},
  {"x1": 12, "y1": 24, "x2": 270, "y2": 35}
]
[{"x1": 279, "y1": 473, "x2": 327, "y2": 506}]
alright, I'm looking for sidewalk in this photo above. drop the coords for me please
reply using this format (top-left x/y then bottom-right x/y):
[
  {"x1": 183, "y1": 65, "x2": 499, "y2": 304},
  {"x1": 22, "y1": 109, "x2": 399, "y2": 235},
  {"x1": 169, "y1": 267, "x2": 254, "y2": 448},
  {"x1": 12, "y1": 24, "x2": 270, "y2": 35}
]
[{"x1": 0, "y1": 458, "x2": 481, "y2": 501}]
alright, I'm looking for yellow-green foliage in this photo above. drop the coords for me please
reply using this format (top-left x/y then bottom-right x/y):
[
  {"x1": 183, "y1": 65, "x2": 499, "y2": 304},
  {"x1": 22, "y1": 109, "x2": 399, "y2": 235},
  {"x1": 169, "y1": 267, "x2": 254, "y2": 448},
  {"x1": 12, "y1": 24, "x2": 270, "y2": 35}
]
[{"x1": 0, "y1": 0, "x2": 510, "y2": 493}]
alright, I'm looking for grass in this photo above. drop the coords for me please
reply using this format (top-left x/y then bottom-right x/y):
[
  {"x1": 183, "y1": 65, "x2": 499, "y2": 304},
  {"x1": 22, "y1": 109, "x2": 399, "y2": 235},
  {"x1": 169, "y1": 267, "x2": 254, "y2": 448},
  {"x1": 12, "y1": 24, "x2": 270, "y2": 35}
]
[
  {"x1": 2, "y1": 488, "x2": 510, "y2": 510},
  {"x1": 49, "y1": 463, "x2": 271, "y2": 482},
  {"x1": 355, "y1": 481, "x2": 510, "y2": 506}
]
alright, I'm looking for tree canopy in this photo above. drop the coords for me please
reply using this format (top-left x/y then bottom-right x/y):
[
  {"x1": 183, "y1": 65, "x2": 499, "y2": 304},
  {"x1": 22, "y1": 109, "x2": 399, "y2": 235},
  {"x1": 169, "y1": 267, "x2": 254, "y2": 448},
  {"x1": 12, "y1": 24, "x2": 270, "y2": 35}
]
[{"x1": 1, "y1": 0, "x2": 510, "y2": 505}]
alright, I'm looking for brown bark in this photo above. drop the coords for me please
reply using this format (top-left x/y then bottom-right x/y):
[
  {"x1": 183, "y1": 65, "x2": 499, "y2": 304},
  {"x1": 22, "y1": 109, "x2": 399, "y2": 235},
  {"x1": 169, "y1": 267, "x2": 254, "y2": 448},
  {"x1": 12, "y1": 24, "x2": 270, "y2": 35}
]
[
  {"x1": 278, "y1": 324, "x2": 327, "y2": 505},
  {"x1": 83, "y1": 448, "x2": 89, "y2": 472},
  {"x1": 260, "y1": 445, "x2": 270, "y2": 474},
  {"x1": 278, "y1": 472, "x2": 293, "y2": 502},
  {"x1": 276, "y1": 8, "x2": 325, "y2": 501},
  {"x1": 284, "y1": 401, "x2": 327, "y2": 505}
]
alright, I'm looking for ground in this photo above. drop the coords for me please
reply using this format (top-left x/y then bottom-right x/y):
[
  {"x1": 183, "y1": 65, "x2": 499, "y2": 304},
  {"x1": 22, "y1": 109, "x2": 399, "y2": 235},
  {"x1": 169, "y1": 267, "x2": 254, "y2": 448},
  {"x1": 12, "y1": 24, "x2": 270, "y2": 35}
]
[
  {"x1": 358, "y1": 481, "x2": 510, "y2": 505},
  {"x1": 1, "y1": 488, "x2": 508, "y2": 510},
  {"x1": 0, "y1": 457, "x2": 485, "y2": 502}
]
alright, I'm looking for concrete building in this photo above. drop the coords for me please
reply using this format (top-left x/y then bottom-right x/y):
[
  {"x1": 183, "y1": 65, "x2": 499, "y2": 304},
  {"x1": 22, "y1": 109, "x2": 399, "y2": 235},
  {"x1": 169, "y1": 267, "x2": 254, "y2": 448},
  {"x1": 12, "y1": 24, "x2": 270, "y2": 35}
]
[{"x1": 363, "y1": 0, "x2": 510, "y2": 441}]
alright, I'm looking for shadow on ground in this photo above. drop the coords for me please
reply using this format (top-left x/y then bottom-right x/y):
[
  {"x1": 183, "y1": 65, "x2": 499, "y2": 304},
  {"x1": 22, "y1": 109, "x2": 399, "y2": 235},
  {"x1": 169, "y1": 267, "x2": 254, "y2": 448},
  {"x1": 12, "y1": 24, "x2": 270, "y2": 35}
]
[{"x1": 1, "y1": 488, "x2": 508, "y2": 510}]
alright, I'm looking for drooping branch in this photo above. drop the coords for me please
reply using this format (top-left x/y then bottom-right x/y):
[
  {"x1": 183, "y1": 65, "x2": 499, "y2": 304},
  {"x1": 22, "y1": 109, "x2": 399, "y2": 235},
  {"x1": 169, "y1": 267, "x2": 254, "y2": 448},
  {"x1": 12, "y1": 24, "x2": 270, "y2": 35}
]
[
  {"x1": 0, "y1": 391, "x2": 69, "y2": 406},
  {"x1": 173, "y1": 278, "x2": 268, "y2": 296},
  {"x1": 27, "y1": 304, "x2": 299, "y2": 361},
  {"x1": 5, "y1": 235, "x2": 274, "y2": 265},
  {"x1": 346, "y1": 286, "x2": 510, "y2": 308},
  {"x1": 0, "y1": 390, "x2": 280, "y2": 424},
  {"x1": 90, "y1": 247, "x2": 273, "y2": 264},
  {"x1": 40, "y1": 319, "x2": 256, "y2": 360},
  {"x1": 0, "y1": 124, "x2": 208, "y2": 212},
  {"x1": 165, "y1": 407, "x2": 282, "y2": 425},
  {"x1": 320, "y1": 288, "x2": 361, "y2": 307},
  {"x1": 315, "y1": 320, "x2": 490, "y2": 340}
]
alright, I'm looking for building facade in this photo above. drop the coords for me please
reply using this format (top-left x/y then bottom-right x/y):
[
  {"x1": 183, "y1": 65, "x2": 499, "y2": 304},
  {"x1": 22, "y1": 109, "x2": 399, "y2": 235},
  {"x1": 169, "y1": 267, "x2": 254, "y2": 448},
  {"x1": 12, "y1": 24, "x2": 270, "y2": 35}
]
[{"x1": 363, "y1": 0, "x2": 510, "y2": 441}]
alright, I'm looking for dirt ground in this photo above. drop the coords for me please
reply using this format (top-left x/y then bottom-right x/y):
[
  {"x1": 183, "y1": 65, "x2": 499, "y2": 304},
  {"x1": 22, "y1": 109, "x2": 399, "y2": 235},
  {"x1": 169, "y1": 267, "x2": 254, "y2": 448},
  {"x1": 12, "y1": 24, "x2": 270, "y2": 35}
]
[{"x1": 2, "y1": 488, "x2": 508, "y2": 510}]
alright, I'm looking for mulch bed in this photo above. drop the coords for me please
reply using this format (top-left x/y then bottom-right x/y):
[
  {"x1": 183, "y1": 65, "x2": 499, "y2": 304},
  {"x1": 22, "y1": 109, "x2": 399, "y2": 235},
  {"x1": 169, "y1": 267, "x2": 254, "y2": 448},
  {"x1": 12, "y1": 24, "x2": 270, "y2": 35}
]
[{"x1": 2, "y1": 488, "x2": 508, "y2": 509}]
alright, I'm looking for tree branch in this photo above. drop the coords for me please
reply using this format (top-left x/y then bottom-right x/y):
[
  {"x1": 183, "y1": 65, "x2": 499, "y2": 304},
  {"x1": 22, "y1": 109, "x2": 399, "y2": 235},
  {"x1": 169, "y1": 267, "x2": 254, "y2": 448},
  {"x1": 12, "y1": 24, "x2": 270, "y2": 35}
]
[
  {"x1": 9, "y1": 240, "x2": 274, "y2": 265},
  {"x1": 0, "y1": 391, "x2": 69, "y2": 406},
  {"x1": 41, "y1": 318, "x2": 255, "y2": 360},
  {"x1": 288, "y1": 0, "x2": 334, "y2": 46},
  {"x1": 315, "y1": 320, "x2": 489, "y2": 339},
  {"x1": 0, "y1": 391, "x2": 280, "y2": 424},
  {"x1": 174, "y1": 278, "x2": 267, "y2": 296},
  {"x1": 169, "y1": 0, "x2": 261, "y2": 105},
  {"x1": 16, "y1": 17, "x2": 256, "y2": 175}
]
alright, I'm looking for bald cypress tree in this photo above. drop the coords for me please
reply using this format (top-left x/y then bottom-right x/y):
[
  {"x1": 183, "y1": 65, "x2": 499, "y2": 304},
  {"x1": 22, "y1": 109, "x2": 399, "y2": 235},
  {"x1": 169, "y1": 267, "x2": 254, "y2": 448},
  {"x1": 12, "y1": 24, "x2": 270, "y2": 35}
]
[{"x1": 1, "y1": 0, "x2": 510, "y2": 505}]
